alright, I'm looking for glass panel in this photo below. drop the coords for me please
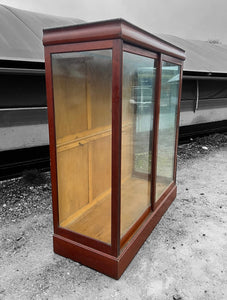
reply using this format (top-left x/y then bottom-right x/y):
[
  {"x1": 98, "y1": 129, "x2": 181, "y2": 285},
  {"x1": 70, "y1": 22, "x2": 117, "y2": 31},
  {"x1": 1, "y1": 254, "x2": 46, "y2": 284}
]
[
  {"x1": 156, "y1": 61, "x2": 180, "y2": 201},
  {"x1": 121, "y1": 52, "x2": 156, "y2": 242},
  {"x1": 52, "y1": 50, "x2": 112, "y2": 244}
]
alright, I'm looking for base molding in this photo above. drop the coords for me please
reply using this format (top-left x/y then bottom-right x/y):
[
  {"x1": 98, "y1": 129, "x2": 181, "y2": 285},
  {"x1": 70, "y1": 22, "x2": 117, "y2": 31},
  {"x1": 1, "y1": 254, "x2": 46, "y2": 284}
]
[{"x1": 53, "y1": 185, "x2": 177, "y2": 279}]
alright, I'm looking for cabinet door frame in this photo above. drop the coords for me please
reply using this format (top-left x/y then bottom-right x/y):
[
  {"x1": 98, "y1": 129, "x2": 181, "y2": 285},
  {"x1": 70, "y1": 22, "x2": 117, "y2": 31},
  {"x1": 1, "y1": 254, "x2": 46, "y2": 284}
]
[
  {"x1": 45, "y1": 39, "x2": 118, "y2": 256},
  {"x1": 152, "y1": 54, "x2": 184, "y2": 211},
  {"x1": 120, "y1": 44, "x2": 158, "y2": 248}
]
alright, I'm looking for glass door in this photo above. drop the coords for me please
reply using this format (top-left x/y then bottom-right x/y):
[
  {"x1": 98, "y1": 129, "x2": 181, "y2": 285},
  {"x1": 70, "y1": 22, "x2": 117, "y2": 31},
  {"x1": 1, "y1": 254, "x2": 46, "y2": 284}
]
[
  {"x1": 51, "y1": 49, "x2": 113, "y2": 244},
  {"x1": 120, "y1": 50, "x2": 157, "y2": 246},
  {"x1": 155, "y1": 61, "x2": 181, "y2": 201}
]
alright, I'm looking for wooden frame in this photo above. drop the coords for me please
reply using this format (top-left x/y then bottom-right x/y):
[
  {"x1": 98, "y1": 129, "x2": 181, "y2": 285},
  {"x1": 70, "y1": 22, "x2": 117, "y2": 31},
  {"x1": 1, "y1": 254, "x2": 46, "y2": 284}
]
[
  {"x1": 43, "y1": 19, "x2": 185, "y2": 279},
  {"x1": 152, "y1": 54, "x2": 184, "y2": 210}
]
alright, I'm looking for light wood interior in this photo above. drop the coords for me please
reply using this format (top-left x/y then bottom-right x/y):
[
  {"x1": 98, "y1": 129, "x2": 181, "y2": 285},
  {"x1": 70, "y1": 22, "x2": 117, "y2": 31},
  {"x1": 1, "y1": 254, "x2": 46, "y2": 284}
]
[
  {"x1": 52, "y1": 51, "x2": 113, "y2": 243},
  {"x1": 65, "y1": 177, "x2": 167, "y2": 244}
]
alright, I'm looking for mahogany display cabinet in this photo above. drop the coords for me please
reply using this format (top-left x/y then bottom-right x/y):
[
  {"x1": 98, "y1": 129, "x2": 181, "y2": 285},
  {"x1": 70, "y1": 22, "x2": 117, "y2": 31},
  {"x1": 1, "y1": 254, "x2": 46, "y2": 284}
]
[{"x1": 43, "y1": 19, "x2": 185, "y2": 279}]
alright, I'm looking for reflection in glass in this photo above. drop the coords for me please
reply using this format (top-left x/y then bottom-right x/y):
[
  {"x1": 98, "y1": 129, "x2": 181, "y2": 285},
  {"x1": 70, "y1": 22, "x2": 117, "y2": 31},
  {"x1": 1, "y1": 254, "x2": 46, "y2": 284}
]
[
  {"x1": 156, "y1": 62, "x2": 180, "y2": 201},
  {"x1": 52, "y1": 50, "x2": 112, "y2": 244},
  {"x1": 121, "y1": 52, "x2": 156, "y2": 243}
]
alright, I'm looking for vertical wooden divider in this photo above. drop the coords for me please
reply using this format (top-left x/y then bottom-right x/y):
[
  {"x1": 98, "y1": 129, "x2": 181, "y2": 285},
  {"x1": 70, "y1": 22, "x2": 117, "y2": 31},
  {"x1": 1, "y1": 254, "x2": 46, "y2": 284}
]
[
  {"x1": 111, "y1": 39, "x2": 123, "y2": 256},
  {"x1": 44, "y1": 48, "x2": 60, "y2": 232},
  {"x1": 151, "y1": 54, "x2": 162, "y2": 210},
  {"x1": 86, "y1": 62, "x2": 93, "y2": 204},
  {"x1": 173, "y1": 63, "x2": 184, "y2": 183},
  {"x1": 86, "y1": 62, "x2": 92, "y2": 131},
  {"x1": 88, "y1": 144, "x2": 93, "y2": 204}
]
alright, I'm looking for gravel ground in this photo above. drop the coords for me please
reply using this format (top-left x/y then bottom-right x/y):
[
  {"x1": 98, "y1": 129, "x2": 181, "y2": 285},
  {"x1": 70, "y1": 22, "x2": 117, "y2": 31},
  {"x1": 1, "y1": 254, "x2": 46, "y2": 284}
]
[
  {"x1": 0, "y1": 133, "x2": 227, "y2": 299},
  {"x1": 177, "y1": 133, "x2": 227, "y2": 160}
]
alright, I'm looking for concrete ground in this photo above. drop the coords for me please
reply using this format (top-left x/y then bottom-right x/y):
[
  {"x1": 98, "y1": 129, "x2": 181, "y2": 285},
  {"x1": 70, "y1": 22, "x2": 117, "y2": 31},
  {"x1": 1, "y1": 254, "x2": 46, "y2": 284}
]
[{"x1": 0, "y1": 146, "x2": 227, "y2": 299}]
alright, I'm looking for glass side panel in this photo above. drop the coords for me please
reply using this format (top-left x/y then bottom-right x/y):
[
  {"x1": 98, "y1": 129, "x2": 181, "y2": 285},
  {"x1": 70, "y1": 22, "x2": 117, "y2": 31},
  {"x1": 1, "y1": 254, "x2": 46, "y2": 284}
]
[
  {"x1": 156, "y1": 62, "x2": 180, "y2": 201},
  {"x1": 121, "y1": 51, "x2": 156, "y2": 243},
  {"x1": 51, "y1": 50, "x2": 112, "y2": 244}
]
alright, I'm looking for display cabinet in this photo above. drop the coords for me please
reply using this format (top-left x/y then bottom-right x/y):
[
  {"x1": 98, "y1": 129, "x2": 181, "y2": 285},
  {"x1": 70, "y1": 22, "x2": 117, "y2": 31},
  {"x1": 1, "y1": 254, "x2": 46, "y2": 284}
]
[{"x1": 43, "y1": 19, "x2": 185, "y2": 279}]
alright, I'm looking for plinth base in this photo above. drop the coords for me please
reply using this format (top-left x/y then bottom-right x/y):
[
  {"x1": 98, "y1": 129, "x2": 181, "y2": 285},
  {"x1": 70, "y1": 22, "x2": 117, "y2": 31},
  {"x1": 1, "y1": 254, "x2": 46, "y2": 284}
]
[{"x1": 53, "y1": 185, "x2": 177, "y2": 279}]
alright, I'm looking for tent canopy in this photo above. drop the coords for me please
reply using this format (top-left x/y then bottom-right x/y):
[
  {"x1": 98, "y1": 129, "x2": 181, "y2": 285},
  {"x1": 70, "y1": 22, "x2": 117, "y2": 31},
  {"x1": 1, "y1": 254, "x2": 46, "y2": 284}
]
[
  {"x1": 0, "y1": 5, "x2": 83, "y2": 62},
  {"x1": 160, "y1": 34, "x2": 227, "y2": 74},
  {"x1": 1, "y1": 4, "x2": 227, "y2": 75}
]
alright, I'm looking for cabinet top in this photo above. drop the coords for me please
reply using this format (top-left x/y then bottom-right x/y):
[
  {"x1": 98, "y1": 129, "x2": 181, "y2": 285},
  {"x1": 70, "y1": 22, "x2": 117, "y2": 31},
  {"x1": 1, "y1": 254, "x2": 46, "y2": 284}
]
[{"x1": 43, "y1": 18, "x2": 185, "y2": 61}]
